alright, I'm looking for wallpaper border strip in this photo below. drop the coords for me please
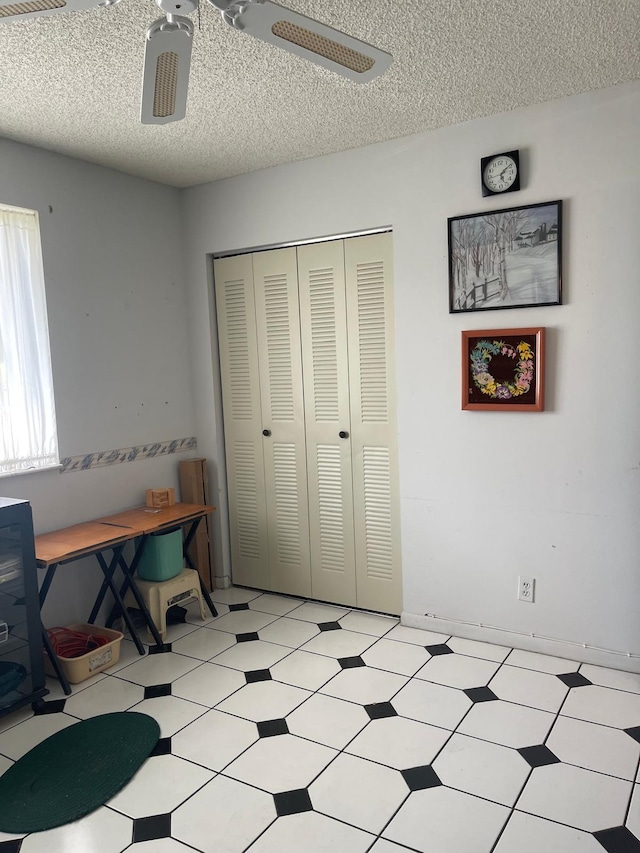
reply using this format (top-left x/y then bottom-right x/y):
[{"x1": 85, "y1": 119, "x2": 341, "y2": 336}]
[{"x1": 60, "y1": 437, "x2": 197, "y2": 473}]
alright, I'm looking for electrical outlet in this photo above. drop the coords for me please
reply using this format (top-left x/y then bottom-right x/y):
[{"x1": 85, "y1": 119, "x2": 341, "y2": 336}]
[{"x1": 518, "y1": 576, "x2": 535, "y2": 603}]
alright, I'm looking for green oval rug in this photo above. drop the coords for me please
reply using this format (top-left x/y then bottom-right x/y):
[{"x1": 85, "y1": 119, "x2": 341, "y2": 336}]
[{"x1": 0, "y1": 712, "x2": 160, "y2": 833}]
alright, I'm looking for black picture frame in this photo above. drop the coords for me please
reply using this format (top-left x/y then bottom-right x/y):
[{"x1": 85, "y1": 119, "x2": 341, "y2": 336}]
[{"x1": 448, "y1": 200, "x2": 562, "y2": 314}]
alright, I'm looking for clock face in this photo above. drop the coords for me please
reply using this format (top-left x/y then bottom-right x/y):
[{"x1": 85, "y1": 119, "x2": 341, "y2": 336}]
[{"x1": 483, "y1": 156, "x2": 518, "y2": 193}]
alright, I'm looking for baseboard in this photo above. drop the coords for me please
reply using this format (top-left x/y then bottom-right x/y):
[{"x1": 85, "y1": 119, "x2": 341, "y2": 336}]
[
  {"x1": 401, "y1": 612, "x2": 640, "y2": 674},
  {"x1": 215, "y1": 575, "x2": 232, "y2": 590}
]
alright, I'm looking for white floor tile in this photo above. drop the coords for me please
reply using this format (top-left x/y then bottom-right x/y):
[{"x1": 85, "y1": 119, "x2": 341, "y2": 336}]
[
  {"x1": 416, "y1": 653, "x2": 500, "y2": 690},
  {"x1": 368, "y1": 841, "x2": 414, "y2": 853},
  {"x1": 320, "y1": 667, "x2": 408, "y2": 705},
  {"x1": 561, "y1": 684, "x2": 640, "y2": 728},
  {"x1": 385, "y1": 625, "x2": 450, "y2": 646},
  {"x1": 184, "y1": 597, "x2": 227, "y2": 625},
  {"x1": 0, "y1": 712, "x2": 77, "y2": 760},
  {"x1": 246, "y1": 811, "x2": 374, "y2": 853},
  {"x1": 248, "y1": 594, "x2": 304, "y2": 616},
  {"x1": 103, "y1": 640, "x2": 147, "y2": 674},
  {"x1": 286, "y1": 693, "x2": 369, "y2": 749},
  {"x1": 346, "y1": 715, "x2": 450, "y2": 770},
  {"x1": 212, "y1": 588, "x2": 263, "y2": 605},
  {"x1": 107, "y1": 753, "x2": 213, "y2": 817},
  {"x1": 171, "y1": 662, "x2": 245, "y2": 706},
  {"x1": 288, "y1": 602, "x2": 350, "y2": 623},
  {"x1": 626, "y1": 784, "x2": 640, "y2": 840},
  {"x1": 0, "y1": 702, "x2": 33, "y2": 734},
  {"x1": 547, "y1": 715, "x2": 640, "y2": 779},
  {"x1": 505, "y1": 649, "x2": 579, "y2": 674},
  {"x1": 300, "y1": 629, "x2": 376, "y2": 659},
  {"x1": 392, "y1": 679, "x2": 471, "y2": 730},
  {"x1": 131, "y1": 694, "x2": 207, "y2": 736},
  {"x1": 446, "y1": 637, "x2": 511, "y2": 662},
  {"x1": 362, "y1": 638, "x2": 430, "y2": 676},
  {"x1": 384, "y1": 785, "x2": 509, "y2": 853},
  {"x1": 173, "y1": 775, "x2": 276, "y2": 853},
  {"x1": 171, "y1": 627, "x2": 235, "y2": 660},
  {"x1": 517, "y1": 762, "x2": 632, "y2": 831},
  {"x1": 217, "y1": 680, "x2": 312, "y2": 722},
  {"x1": 19, "y1": 805, "x2": 132, "y2": 853},
  {"x1": 258, "y1": 617, "x2": 319, "y2": 648},
  {"x1": 458, "y1": 700, "x2": 555, "y2": 748},
  {"x1": 338, "y1": 611, "x2": 398, "y2": 637},
  {"x1": 114, "y1": 651, "x2": 200, "y2": 687},
  {"x1": 580, "y1": 664, "x2": 640, "y2": 694},
  {"x1": 128, "y1": 841, "x2": 196, "y2": 853},
  {"x1": 494, "y1": 810, "x2": 603, "y2": 853},
  {"x1": 162, "y1": 621, "x2": 201, "y2": 643},
  {"x1": 269, "y1": 650, "x2": 340, "y2": 690},
  {"x1": 489, "y1": 665, "x2": 569, "y2": 712},
  {"x1": 172, "y1": 708, "x2": 258, "y2": 771},
  {"x1": 225, "y1": 733, "x2": 337, "y2": 793},
  {"x1": 310, "y1": 752, "x2": 408, "y2": 833},
  {"x1": 0, "y1": 753, "x2": 12, "y2": 775},
  {"x1": 43, "y1": 670, "x2": 108, "y2": 700},
  {"x1": 63, "y1": 676, "x2": 144, "y2": 718},
  {"x1": 208, "y1": 610, "x2": 279, "y2": 635},
  {"x1": 211, "y1": 640, "x2": 291, "y2": 672},
  {"x1": 432, "y1": 733, "x2": 529, "y2": 806}
]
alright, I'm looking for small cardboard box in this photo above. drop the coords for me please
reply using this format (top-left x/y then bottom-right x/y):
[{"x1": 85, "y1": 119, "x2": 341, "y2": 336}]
[{"x1": 179, "y1": 458, "x2": 215, "y2": 591}]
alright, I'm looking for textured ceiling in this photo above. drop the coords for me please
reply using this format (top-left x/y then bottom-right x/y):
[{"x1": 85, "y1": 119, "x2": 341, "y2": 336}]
[{"x1": 0, "y1": 0, "x2": 639, "y2": 187}]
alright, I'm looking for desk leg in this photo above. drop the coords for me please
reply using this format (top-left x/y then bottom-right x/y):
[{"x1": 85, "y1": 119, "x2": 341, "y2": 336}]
[
  {"x1": 183, "y1": 519, "x2": 217, "y2": 618},
  {"x1": 38, "y1": 563, "x2": 72, "y2": 696},
  {"x1": 104, "y1": 534, "x2": 148, "y2": 628},
  {"x1": 94, "y1": 546, "x2": 146, "y2": 656}
]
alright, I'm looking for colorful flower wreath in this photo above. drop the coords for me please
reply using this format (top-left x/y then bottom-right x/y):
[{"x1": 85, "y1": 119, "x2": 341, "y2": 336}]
[{"x1": 470, "y1": 339, "x2": 535, "y2": 399}]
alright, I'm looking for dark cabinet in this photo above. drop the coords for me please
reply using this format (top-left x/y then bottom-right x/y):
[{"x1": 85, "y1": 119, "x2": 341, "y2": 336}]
[{"x1": 0, "y1": 498, "x2": 46, "y2": 716}]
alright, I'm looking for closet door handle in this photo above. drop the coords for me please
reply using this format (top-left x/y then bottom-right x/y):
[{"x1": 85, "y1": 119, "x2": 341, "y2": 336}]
[
  {"x1": 262, "y1": 429, "x2": 271, "y2": 437},
  {"x1": 338, "y1": 430, "x2": 349, "y2": 439}
]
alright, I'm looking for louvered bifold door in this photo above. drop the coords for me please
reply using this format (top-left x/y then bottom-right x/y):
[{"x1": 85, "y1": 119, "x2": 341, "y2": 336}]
[
  {"x1": 253, "y1": 248, "x2": 312, "y2": 598},
  {"x1": 345, "y1": 233, "x2": 402, "y2": 614},
  {"x1": 297, "y1": 240, "x2": 357, "y2": 606},
  {"x1": 214, "y1": 253, "x2": 270, "y2": 590}
]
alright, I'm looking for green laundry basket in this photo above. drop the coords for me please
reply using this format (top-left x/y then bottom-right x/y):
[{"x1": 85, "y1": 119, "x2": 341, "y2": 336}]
[{"x1": 136, "y1": 528, "x2": 183, "y2": 582}]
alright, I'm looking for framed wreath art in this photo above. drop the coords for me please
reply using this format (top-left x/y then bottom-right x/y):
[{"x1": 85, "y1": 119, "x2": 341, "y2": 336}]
[{"x1": 462, "y1": 327, "x2": 545, "y2": 411}]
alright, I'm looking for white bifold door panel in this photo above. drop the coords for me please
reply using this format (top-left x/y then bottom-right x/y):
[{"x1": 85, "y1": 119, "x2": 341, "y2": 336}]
[
  {"x1": 252, "y1": 248, "x2": 312, "y2": 598},
  {"x1": 214, "y1": 232, "x2": 402, "y2": 614},
  {"x1": 298, "y1": 240, "x2": 356, "y2": 607}
]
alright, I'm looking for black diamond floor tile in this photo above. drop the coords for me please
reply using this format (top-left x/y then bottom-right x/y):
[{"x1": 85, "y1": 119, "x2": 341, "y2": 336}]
[
  {"x1": 517, "y1": 744, "x2": 561, "y2": 768},
  {"x1": 273, "y1": 789, "x2": 313, "y2": 817},
  {"x1": 425, "y1": 643, "x2": 453, "y2": 656},
  {"x1": 150, "y1": 737, "x2": 172, "y2": 756},
  {"x1": 246, "y1": 669, "x2": 273, "y2": 684},
  {"x1": 365, "y1": 701, "x2": 397, "y2": 720},
  {"x1": 144, "y1": 683, "x2": 172, "y2": 699},
  {"x1": 464, "y1": 686, "x2": 498, "y2": 703},
  {"x1": 236, "y1": 632, "x2": 260, "y2": 643},
  {"x1": 557, "y1": 672, "x2": 592, "y2": 688},
  {"x1": 338, "y1": 656, "x2": 366, "y2": 669},
  {"x1": 318, "y1": 622, "x2": 342, "y2": 632},
  {"x1": 229, "y1": 603, "x2": 250, "y2": 612},
  {"x1": 593, "y1": 826, "x2": 640, "y2": 852},
  {"x1": 401, "y1": 765, "x2": 442, "y2": 791},
  {"x1": 33, "y1": 698, "x2": 66, "y2": 715},
  {"x1": 148, "y1": 643, "x2": 172, "y2": 655},
  {"x1": 0, "y1": 840, "x2": 22, "y2": 852},
  {"x1": 132, "y1": 813, "x2": 172, "y2": 843},
  {"x1": 625, "y1": 727, "x2": 640, "y2": 744},
  {"x1": 258, "y1": 718, "x2": 289, "y2": 738}
]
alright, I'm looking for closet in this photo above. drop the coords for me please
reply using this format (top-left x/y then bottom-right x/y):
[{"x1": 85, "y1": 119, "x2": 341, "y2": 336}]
[{"x1": 214, "y1": 232, "x2": 401, "y2": 614}]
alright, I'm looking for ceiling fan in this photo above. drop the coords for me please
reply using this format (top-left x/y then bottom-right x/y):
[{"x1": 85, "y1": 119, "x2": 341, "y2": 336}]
[{"x1": 0, "y1": 0, "x2": 392, "y2": 125}]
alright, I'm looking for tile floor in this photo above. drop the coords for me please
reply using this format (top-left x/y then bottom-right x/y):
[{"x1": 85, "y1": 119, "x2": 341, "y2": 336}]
[{"x1": 1, "y1": 587, "x2": 640, "y2": 852}]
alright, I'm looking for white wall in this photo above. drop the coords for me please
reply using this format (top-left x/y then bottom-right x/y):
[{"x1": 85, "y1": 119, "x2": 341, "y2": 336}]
[
  {"x1": 182, "y1": 81, "x2": 640, "y2": 663},
  {"x1": 0, "y1": 139, "x2": 195, "y2": 625}
]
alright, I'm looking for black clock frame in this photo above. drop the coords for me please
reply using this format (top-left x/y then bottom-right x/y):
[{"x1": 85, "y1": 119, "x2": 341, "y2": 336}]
[{"x1": 481, "y1": 150, "x2": 520, "y2": 197}]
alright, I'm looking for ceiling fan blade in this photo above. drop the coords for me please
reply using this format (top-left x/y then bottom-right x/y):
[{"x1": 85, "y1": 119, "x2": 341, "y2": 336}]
[
  {"x1": 0, "y1": 0, "x2": 117, "y2": 24},
  {"x1": 214, "y1": 0, "x2": 392, "y2": 83},
  {"x1": 140, "y1": 15, "x2": 193, "y2": 125}
]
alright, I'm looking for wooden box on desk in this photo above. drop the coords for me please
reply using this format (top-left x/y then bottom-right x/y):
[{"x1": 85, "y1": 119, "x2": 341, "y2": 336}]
[
  {"x1": 179, "y1": 459, "x2": 215, "y2": 591},
  {"x1": 146, "y1": 488, "x2": 176, "y2": 508}
]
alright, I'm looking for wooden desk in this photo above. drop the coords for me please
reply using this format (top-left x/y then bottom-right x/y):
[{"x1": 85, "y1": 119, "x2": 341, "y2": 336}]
[{"x1": 34, "y1": 503, "x2": 217, "y2": 695}]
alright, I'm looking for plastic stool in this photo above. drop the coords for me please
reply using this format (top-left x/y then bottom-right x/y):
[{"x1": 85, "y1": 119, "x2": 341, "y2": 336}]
[{"x1": 124, "y1": 568, "x2": 206, "y2": 643}]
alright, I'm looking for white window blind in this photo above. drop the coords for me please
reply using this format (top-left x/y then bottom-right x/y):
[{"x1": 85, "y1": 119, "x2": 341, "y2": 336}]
[{"x1": 0, "y1": 204, "x2": 59, "y2": 476}]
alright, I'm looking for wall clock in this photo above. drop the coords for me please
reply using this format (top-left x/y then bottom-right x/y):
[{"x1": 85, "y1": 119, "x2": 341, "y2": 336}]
[{"x1": 481, "y1": 150, "x2": 520, "y2": 197}]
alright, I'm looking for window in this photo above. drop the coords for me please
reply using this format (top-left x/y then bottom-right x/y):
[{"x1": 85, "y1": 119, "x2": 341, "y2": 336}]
[{"x1": 0, "y1": 204, "x2": 59, "y2": 476}]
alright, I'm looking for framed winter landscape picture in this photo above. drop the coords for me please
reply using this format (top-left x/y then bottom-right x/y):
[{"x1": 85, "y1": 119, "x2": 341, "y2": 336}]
[
  {"x1": 462, "y1": 327, "x2": 545, "y2": 411},
  {"x1": 448, "y1": 200, "x2": 562, "y2": 313}
]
